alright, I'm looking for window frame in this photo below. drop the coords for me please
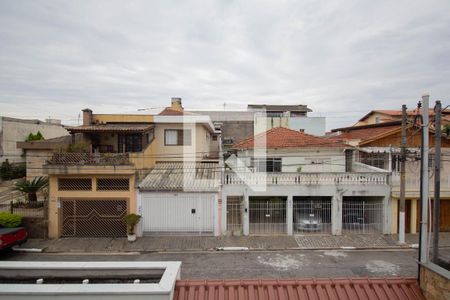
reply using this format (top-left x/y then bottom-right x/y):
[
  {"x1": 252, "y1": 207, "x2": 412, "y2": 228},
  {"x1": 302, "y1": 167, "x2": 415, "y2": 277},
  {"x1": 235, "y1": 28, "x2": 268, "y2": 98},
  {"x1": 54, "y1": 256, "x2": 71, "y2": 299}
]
[{"x1": 164, "y1": 129, "x2": 192, "y2": 146}]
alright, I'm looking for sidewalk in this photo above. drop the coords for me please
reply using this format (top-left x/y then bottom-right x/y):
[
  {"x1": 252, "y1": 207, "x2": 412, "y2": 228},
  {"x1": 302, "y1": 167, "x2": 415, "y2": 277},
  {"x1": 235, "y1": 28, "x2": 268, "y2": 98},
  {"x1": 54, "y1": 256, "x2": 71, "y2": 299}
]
[{"x1": 17, "y1": 233, "x2": 443, "y2": 253}]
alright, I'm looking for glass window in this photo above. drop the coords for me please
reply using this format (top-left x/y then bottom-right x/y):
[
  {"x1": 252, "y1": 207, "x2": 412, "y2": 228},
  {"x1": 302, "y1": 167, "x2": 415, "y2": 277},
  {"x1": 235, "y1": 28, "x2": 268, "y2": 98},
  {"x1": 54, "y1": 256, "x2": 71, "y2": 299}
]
[
  {"x1": 165, "y1": 129, "x2": 192, "y2": 146},
  {"x1": 118, "y1": 134, "x2": 142, "y2": 153},
  {"x1": 251, "y1": 158, "x2": 282, "y2": 172}
]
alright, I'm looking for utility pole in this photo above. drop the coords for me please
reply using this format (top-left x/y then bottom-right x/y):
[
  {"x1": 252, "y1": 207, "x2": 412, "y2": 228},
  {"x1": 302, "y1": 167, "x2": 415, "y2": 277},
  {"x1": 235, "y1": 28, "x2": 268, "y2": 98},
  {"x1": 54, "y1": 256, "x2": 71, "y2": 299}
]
[
  {"x1": 432, "y1": 100, "x2": 441, "y2": 262},
  {"x1": 419, "y1": 94, "x2": 430, "y2": 264},
  {"x1": 399, "y1": 105, "x2": 407, "y2": 244}
]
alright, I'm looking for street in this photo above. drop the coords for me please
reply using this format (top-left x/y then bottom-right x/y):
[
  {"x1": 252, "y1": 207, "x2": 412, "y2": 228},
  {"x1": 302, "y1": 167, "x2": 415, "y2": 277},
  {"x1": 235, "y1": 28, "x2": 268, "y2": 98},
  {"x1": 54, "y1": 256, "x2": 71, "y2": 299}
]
[{"x1": 1, "y1": 249, "x2": 419, "y2": 279}]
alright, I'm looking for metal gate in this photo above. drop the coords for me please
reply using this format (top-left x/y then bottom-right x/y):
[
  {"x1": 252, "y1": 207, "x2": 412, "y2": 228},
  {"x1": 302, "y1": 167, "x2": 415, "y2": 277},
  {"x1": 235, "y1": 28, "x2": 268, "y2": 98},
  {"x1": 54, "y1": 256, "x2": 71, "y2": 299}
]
[
  {"x1": 342, "y1": 199, "x2": 383, "y2": 234},
  {"x1": 249, "y1": 198, "x2": 286, "y2": 234},
  {"x1": 293, "y1": 198, "x2": 331, "y2": 234},
  {"x1": 60, "y1": 199, "x2": 127, "y2": 237},
  {"x1": 226, "y1": 197, "x2": 243, "y2": 234}
]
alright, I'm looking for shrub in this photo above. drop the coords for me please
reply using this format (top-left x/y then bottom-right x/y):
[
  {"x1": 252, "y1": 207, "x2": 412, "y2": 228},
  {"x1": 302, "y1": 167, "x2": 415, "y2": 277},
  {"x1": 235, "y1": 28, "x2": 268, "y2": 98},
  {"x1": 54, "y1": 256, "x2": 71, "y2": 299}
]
[
  {"x1": 25, "y1": 131, "x2": 44, "y2": 142},
  {"x1": 0, "y1": 159, "x2": 12, "y2": 180},
  {"x1": 0, "y1": 212, "x2": 22, "y2": 228},
  {"x1": 123, "y1": 214, "x2": 141, "y2": 235},
  {"x1": 66, "y1": 142, "x2": 90, "y2": 153},
  {"x1": 11, "y1": 163, "x2": 26, "y2": 179},
  {"x1": 14, "y1": 176, "x2": 48, "y2": 202}
]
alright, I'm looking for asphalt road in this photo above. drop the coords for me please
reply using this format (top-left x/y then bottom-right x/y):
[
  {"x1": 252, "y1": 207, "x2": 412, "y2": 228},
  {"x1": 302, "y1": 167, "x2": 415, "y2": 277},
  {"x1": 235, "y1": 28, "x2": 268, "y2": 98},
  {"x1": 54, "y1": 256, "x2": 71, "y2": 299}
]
[{"x1": 1, "y1": 249, "x2": 419, "y2": 279}]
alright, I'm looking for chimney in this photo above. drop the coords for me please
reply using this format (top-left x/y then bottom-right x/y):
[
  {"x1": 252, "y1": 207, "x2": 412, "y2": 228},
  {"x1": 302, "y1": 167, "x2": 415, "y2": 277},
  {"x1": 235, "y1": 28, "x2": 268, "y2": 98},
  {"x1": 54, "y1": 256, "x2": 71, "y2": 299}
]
[
  {"x1": 82, "y1": 108, "x2": 93, "y2": 125},
  {"x1": 171, "y1": 97, "x2": 183, "y2": 112}
]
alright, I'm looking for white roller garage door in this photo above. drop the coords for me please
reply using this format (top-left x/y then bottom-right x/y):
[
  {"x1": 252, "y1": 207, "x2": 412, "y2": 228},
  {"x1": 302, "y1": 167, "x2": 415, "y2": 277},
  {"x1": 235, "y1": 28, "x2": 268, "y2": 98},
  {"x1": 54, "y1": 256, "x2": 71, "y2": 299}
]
[{"x1": 140, "y1": 193, "x2": 215, "y2": 234}]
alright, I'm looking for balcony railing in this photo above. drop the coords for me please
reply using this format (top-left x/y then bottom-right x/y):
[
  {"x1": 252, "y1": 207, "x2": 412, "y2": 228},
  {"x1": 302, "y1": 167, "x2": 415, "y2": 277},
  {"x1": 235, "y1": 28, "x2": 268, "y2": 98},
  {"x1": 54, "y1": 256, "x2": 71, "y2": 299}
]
[
  {"x1": 48, "y1": 153, "x2": 131, "y2": 166},
  {"x1": 223, "y1": 172, "x2": 390, "y2": 185}
]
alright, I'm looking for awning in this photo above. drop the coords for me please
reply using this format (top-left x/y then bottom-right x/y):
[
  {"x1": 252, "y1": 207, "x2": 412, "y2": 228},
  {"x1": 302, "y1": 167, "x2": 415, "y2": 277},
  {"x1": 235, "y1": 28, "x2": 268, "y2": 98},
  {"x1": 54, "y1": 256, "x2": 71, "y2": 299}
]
[{"x1": 68, "y1": 123, "x2": 154, "y2": 133}]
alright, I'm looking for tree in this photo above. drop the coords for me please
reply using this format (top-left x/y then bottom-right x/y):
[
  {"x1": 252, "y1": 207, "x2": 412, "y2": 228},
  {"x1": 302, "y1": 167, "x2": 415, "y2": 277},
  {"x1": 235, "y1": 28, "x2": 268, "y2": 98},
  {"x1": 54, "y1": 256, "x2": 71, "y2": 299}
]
[
  {"x1": 14, "y1": 176, "x2": 48, "y2": 202},
  {"x1": 25, "y1": 131, "x2": 44, "y2": 142}
]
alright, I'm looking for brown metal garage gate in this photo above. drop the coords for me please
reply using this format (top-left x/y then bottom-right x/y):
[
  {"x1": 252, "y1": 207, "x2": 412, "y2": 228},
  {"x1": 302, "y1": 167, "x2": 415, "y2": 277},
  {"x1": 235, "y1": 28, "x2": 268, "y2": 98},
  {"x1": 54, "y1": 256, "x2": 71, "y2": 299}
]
[{"x1": 60, "y1": 199, "x2": 127, "y2": 237}]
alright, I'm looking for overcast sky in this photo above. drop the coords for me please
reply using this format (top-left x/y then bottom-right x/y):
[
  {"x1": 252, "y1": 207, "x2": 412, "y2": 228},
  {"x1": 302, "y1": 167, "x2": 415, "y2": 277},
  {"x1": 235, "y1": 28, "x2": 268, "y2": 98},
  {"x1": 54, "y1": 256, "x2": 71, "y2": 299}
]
[{"x1": 1, "y1": 0, "x2": 449, "y2": 130}]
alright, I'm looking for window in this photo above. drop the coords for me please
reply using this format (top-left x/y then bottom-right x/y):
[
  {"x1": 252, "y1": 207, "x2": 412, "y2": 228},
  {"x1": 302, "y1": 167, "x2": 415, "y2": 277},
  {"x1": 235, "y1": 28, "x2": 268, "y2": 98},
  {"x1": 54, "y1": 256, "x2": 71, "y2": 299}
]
[
  {"x1": 118, "y1": 134, "x2": 142, "y2": 153},
  {"x1": 251, "y1": 158, "x2": 282, "y2": 172},
  {"x1": 58, "y1": 178, "x2": 92, "y2": 191},
  {"x1": 97, "y1": 178, "x2": 130, "y2": 191},
  {"x1": 145, "y1": 129, "x2": 155, "y2": 145},
  {"x1": 360, "y1": 152, "x2": 387, "y2": 170},
  {"x1": 164, "y1": 129, "x2": 192, "y2": 146},
  {"x1": 212, "y1": 135, "x2": 218, "y2": 141}
]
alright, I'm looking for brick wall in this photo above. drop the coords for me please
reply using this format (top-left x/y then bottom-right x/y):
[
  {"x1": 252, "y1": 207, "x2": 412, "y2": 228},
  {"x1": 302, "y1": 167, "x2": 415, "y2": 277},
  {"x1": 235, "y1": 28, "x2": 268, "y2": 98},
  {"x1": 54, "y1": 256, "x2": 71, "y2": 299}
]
[{"x1": 420, "y1": 265, "x2": 450, "y2": 300}]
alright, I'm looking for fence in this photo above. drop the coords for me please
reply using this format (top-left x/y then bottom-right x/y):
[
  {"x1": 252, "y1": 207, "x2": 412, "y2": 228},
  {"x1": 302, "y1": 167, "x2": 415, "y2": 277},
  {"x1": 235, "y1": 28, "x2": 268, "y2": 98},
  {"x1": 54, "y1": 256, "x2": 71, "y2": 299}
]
[
  {"x1": 342, "y1": 199, "x2": 383, "y2": 234},
  {"x1": 249, "y1": 198, "x2": 287, "y2": 234},
  {"x1": 224, "y1": 172, "x2": 389, "y2": 186},
  {"x1": 0, "y1": 201, "x2": 45, "y2": 218},
  {"x1": 48, "y1": 153, "x2": 131, "y2": 165},
  {"x1": 226, "y1": 197, "x2": 243, "y2": 234},
  {"x1": 293, "y1": 198, "x2": 332, "y2": 234}
]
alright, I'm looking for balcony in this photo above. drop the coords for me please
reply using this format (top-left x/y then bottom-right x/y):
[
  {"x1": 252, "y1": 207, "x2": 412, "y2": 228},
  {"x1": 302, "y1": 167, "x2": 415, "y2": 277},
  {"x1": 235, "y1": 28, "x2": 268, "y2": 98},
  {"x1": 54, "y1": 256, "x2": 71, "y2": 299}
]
[
  {"x1": 47, "y1": 153, "x2": 131, "y2": 166},
  {"x1": 223, "y1": 172, "x2": 390, "y2": 186}
]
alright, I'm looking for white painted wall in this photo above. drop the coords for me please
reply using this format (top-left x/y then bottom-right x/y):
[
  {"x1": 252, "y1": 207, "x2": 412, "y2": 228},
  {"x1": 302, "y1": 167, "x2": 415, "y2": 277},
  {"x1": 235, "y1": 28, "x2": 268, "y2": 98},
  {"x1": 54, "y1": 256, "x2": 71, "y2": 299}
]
[
  {"x1": 0, "y1": 117, "x2": 69, "y2": 163},
  {"x1": 236, "y1": 148, "x2": 346, "y2": 173},
  {"x1": 140, "y1": 192, "x2": 216, "y2": 234}
]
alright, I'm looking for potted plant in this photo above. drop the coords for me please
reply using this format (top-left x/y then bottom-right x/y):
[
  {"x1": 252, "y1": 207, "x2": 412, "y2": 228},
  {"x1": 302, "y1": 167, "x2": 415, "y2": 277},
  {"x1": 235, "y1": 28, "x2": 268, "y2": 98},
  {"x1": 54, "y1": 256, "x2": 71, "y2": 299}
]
[
  {"x1": 14, "y1": 176, "x2": 48, "y2": 203},
  {"x1": 123, "y1": 213, "x2": 141, "y2": 242}
]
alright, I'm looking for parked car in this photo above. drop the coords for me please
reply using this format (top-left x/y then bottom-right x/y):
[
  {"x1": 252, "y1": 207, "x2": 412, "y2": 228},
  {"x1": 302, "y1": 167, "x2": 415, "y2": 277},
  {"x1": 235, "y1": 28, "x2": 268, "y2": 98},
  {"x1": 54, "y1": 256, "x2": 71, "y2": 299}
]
[
  {"x1": 0, "y1": 227, "x2": 28, "y2": 252},
  {"x1": 342, "y1": 212, "x2": 367, "y2": 229},
  {"x1": 294, "y1": 212, "x2": 322, "y2": 232}
]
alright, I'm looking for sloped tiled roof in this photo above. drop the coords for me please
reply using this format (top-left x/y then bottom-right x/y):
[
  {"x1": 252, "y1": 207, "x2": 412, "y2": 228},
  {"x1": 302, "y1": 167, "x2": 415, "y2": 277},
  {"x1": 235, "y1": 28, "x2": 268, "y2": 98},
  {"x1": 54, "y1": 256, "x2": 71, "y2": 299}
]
[
  {"x1": 175, "y1": 278, "x2": 425, "y2": 300},
  {"x1": 158, "y1": 107, "x2": 196, "y2": 116},
  {"x1": 68, "y1": 123, "x2": 154, "y2": 133},
  {"x1": 329, "y1": 122, "x2": 402, "y2": 142},
  {"x1": 139, "y1": 162, "x2": 219, "y2": 192},
  {"x1": 233, "y1": 127, "x2": 345, "y2": 149},
  {"x1": 358, "y1": 108, "x2": 450, "y2": 122}
]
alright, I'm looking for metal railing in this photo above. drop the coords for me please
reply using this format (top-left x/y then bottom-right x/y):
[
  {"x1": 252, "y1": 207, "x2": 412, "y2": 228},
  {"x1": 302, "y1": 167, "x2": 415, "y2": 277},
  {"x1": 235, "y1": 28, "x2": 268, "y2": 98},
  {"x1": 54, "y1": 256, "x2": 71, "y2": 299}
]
[
  {"x1": 48, "y1": 153, "x2": 131, "y2": 166},
  {"x1": 226, "y1": 197, "x2": 243, "y2": 234},
  {"x1": 293, "y1": 198, "x2": 332, "y2": 234},
  {"x1": 0, "y1": 201, "x2": 45, "y2": 218},
  {"x1": 342, "y1": 200, "x2": 383, "y2": 234},
  {"x1": 249, "y1": 199, "x2": 287, "y2": 234},
  {"x1": 224, "y1": 172, "x2": 389, "y2": 185}
]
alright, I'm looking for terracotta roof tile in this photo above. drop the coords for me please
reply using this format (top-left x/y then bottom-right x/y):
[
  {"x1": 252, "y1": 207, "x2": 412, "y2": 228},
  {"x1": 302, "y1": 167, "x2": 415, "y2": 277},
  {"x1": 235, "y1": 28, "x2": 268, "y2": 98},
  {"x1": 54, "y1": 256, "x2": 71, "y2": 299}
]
[
  {"x1": 158, "y1": 107, "x2": 187, "y2": 115},
  {"x1": 331, "y1": 125, "x2": 400, "y2": 142},
  {"x1": 174, "y1": 278, "x2": 425, "y2": 300},
  {"x1": 233, "y1": 127, "x2": 345, "y2": 149},
  {"x1": 68, "y1": 123, "x2": 154, "y2": 133}
]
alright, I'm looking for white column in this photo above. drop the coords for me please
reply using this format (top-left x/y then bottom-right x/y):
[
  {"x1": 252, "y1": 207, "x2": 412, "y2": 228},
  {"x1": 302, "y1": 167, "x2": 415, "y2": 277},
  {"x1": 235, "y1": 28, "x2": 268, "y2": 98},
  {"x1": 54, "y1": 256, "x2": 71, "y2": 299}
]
[
  {"x1": 382, "y1": 192, "x2": 391, "y2": 234},
  {"x1": 221, "y1": 193, "x2": 228, "y2": 234},
  {"x1": 243, "y1": 194, "x2": 250, "y2": 236},
  {"x1": 136, "y1": 189, "x2": 143, "y2": 237},
  {"x1": 332, "y1": 194, "x2": 343, "y2": 235},
  {"x1": 214, "y1": 194, "x2": 220, "y2": 236},
  {"x1": 287, "y1": 195, "x2": 293, "y2": 235}
]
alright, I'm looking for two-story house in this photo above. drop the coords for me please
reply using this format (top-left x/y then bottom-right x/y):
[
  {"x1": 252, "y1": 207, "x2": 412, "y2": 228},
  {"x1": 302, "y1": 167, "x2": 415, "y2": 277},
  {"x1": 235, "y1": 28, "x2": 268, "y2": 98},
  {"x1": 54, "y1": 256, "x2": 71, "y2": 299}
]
[
  {"x1": 222, "y1": 127, "x2": 391, "y2": 236},
  {"x1": 43, "y1": 98, "x2": 219, "y2": 238},
  {"x1": 329, "y1": 119, "x2": 450, "y2": 234}
]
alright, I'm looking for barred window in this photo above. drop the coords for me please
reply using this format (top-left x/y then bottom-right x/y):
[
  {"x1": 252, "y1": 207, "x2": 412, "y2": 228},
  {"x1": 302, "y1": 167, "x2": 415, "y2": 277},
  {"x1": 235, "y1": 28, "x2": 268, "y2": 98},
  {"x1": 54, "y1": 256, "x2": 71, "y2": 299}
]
[
  {"x1": 97, "y1": 178, "x2": 130, "y2": 191},
  {"x1": 58, "y1": 178, "x2": 92, "y2": 191}
]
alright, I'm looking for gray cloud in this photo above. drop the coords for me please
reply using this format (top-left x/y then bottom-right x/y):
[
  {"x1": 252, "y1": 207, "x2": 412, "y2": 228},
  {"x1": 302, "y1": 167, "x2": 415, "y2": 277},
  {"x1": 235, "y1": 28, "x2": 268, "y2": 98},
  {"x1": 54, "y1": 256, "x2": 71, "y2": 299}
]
[{"x1": 0, "y1": 0, "x2": 449, "y2": 129}]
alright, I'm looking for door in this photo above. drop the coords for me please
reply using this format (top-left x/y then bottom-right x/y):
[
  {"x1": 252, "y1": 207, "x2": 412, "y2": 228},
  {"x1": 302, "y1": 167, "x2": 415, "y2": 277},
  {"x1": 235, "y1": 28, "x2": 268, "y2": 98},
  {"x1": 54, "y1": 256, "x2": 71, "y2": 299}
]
[
  {"x1": 141, "y1": 193, "x2": 215, "y2": 234},
  {"x1": 60, "y1": 198, "x2": 127, "y2": 237},
  {"x1": 226, "y1": 197, "x2": 243, "y2": 234}
]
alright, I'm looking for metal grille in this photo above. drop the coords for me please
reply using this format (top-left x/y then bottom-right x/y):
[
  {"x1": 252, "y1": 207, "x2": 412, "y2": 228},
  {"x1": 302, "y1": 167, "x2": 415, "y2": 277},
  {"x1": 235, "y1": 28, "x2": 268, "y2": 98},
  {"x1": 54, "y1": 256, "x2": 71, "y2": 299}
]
[
  {"x1": 60, "y1": 199, "x2": 127, "y2": 237},
  {"x1": 49, "y1": 153, "x2": 130, "y2": 165},
  {"x1": 293, "y1": 198, "x2": 331, "y2": 234},
  {"x1": 249, "y1": 198, "x2": 286, "y2": 234},
  {"x1": 226, "y1": 197, "x2": 243, "y2": 234},
  {"x1": 342, "y1": 199, "x2": 383, "y2": 234},
  {"x1": 96, "y1": 178, "x2": 130, "y2": 191},
  {"x1": 58, "y1": 178, "x2": 92, "y2": 191}
]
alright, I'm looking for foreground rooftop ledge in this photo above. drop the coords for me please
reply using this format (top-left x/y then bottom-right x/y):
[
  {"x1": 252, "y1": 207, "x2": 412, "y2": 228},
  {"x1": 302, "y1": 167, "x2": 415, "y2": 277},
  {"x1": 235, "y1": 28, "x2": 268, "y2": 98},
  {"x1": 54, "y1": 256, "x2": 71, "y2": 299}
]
[{"x1": 0, "y1": 261, "x2": 181, "y2": 296}]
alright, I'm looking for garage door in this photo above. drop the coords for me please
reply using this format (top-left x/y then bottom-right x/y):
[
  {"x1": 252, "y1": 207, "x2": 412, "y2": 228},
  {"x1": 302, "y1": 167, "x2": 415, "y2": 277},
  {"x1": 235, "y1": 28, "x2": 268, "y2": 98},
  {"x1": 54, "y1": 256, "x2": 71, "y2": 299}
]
[
  {"x1": 140, "y1": 193, "x2": 215, "y2": 234},
  {"x1": 60, "y1": 199, "x2": 127, "y2": 237}
]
